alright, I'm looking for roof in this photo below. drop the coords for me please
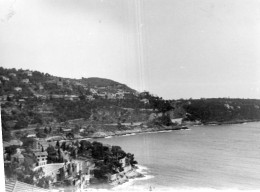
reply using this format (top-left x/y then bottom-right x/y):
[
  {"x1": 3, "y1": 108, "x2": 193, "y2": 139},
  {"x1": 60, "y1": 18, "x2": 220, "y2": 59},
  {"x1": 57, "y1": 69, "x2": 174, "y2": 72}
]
[
  {"x1": 33, "y1": 151, "x2": 48, "y2": 156},
  {"x1": 11, "y1": 153, "x2": 24, "y2": 159},
  {"x1": 3, "y1": 140, "x2": 23, "y2": 148},
  {"x1": 5, "y1": 180, "x2": 51, "y2": 192}
]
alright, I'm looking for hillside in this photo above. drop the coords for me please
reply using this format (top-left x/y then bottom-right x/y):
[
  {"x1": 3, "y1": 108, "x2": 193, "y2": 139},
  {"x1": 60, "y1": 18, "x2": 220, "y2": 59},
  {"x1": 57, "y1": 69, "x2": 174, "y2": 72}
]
[
  {"x1": 1, "y1": 67, "x2": 260, "y2": 142},
  {"x1": 0, "y1": 67, "x2": 154, "y2": 140}
]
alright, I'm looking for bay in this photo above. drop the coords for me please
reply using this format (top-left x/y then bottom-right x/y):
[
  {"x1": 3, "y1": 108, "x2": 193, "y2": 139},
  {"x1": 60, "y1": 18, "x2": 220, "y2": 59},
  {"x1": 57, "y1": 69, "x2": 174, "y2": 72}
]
[{"x1": 90, "y1": 122, "x2": 260, "y2": 191}]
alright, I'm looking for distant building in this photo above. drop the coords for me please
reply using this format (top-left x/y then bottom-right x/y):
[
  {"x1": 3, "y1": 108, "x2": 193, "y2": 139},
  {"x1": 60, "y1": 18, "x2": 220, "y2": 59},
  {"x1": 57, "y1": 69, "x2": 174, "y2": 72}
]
[
  {"x1": 22, "y1": 78, "x2": 29, "y2": 84},
  {"x1": 23, "y1": 70, "x2": 33, "y2": 76},
  {"x1": 0, "y1": 95, "x2": 7, "y2": 101},
  {"x1": 119, "y1": 157, "x2": 127, "y2": 168},
  {"x1": 139, "y1": 91, "x2": 149, "y2": 97},
  {"x1": 34, "y1": 94, "x2": 47, "y2": 99},
  {"x1": 116, "y1": 92, "x2": 124, "y2": 99},
  {"x1": 9, "y1": 73, "x2": 16, "y2": 77},
  {"x1": 86, "y1": 95, "x2": 95, "y2": 101},
  {"x1": 57, "y1": 81, "x2": 63, "y2": 86},
  {"x1": 140, "y1": 98, "x2": 149, "y2": 104},
  {"x1": 90, "y1": 88, "x2": 97, "y2": 94},
  {"x1": 107, "y1": 93, "x2": 116, "y2": 99},
  {"x1": 11, "y1": 148, "x2": 24, "y2": 164},
  {"x1": 33, "y1": 151, "x2": 48, "y2": 166},
  {"x1": 1, "y1": 76, "x2": 9, "y2": 81},
  {"x1": 38, "y1": 84, "x2": 44, "y2": 90},
  {"x1": 27, "y1": 134, "x2": 37, "y2": 138},
  {"x1": 97, "y1": 93, "x2": 106, "y2": 99},
  {"x1": 14, "y1": 87, "x2": 22, "y2": 92},
  {"x1": 51, "y1": 94, "x2": 64, "y2": 99},
  {"x1": 64, "y1": 95, "x2": 80, "y2": 101},
  {"x1": 171, "y1": 118, "x2": 183, "y2": 125}
]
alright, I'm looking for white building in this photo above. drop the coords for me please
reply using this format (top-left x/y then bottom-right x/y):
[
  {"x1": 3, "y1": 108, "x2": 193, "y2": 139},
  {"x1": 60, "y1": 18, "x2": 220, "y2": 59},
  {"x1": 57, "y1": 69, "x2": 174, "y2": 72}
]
[
  {"x1": 14, "y1": 87, "x2": 22, "y2": 92},
  {"x1": 22, "y1": 78, "x2": 30, "y2": 84},
  {"x1": 33, "y1": 151, "x2": 48, "y2": 166}
]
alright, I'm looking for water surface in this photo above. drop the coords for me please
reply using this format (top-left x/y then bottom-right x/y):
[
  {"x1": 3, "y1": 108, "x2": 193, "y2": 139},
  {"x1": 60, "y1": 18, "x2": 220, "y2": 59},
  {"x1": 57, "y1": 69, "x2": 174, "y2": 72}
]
[{"x1": 94, "y1": 122, "x2": 260, "y2": 191}]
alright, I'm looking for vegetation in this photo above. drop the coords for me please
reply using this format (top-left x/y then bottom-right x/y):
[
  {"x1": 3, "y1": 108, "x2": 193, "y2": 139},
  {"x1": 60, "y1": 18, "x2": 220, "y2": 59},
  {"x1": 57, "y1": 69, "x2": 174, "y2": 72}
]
[{"x1": 1, "y1": 67, "x2": 260, "y2": 140}]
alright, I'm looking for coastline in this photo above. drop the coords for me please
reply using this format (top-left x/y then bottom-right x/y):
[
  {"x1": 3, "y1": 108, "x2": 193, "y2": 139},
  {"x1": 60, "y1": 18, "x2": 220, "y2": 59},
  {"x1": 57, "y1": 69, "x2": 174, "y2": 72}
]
[
  {"x1": 202, "y1": 119, "x2": 260, "y2": 126},
  {"x1": 61, "y1": 119, "x2": 260, "y2": 143},
  {"x1": 88, "y1": 125, "x2": 189, "y2": 139},
  {"x1": 84, "y1": 119, "x2": 260, "y2": 140}
]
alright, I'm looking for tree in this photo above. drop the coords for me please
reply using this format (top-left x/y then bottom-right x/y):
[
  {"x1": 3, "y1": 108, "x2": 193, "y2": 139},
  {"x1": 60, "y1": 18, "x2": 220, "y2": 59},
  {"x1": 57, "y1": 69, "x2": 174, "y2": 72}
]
[
  {"x1": 2, "y1": 130, "x2": 12, "y2": 142},
  {"x1": 44, "y1": 127, "x2": 48, "y2": 134},
  {"x1": 22, "y1": 138, "x2": 36, "y2": 149},
  {"x1": 126, "y1": 153, "x2": 138, "y2": 166},
  {"x1": 56, "y1": 141, "x2": 60, "y2": 148}
]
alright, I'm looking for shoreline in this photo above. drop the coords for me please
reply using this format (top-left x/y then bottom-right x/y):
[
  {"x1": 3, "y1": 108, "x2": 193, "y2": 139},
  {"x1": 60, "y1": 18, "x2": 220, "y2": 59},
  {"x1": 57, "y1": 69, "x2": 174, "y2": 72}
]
[
  {"x1": 85, "y1": 119, "x2": 260, "y2": 140},
  {"x1": 59, "y1": 119, "x2": 260, "y2": 142},
  {"x1": 88, "y1": 125, "x2": 189, "y2": 139},
  {"x1": 202, "y1": 119, "x2": 260, "y2": 126}
]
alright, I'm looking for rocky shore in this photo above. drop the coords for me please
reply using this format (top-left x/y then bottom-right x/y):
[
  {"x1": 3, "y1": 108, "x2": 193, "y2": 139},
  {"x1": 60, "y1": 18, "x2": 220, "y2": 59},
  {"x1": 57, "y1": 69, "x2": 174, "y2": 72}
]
[{"x1": 110, "y1": 167, "x2": 144, "y2": 186}]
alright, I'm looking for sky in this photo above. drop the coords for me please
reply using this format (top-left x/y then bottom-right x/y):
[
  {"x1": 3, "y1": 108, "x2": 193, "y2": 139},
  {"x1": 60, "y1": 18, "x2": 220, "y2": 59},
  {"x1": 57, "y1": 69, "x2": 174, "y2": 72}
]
[{"x1": 0, "y1": 0, "x2": 260, "y2": 99}]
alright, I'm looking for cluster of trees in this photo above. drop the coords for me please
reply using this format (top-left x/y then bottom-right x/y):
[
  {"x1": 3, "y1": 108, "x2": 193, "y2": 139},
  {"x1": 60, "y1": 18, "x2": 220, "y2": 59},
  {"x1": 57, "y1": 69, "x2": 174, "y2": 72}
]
[
  {"x1": 181, "y1": 98, "x2": 260, "y2": 123},
  {"x1": 76, "y1": 140, "x2": 138, "y2": 180}
]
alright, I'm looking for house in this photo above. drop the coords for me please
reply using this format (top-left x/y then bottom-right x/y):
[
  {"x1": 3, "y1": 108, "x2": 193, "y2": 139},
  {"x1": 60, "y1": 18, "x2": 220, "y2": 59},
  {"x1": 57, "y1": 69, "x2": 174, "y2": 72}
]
[
  {"x1": 86, "y1": 95, "x2": 95, "y2": 101},
  {"x1": 171, "y1": 118, "x2": 183, "y2": 125},
  {"x1": 119, "y1": 157, "x2": 127, "y2": 168},
  {"x1": 27, "y1": 134, "x2": 37, "y2": 138},
  {"x1": 34, "y1": 94, "x2": 47, "y2": 99},
  {"x1": 38, "y1": 84, "x2": 44, "y2": 90},
  {"x1": 0, "y1": 95, "x2": 7, "y2": 101},
  {"x1": 8, "y1": 94, "x2": 15, "y2": 99},
  {"x1": 11, "y1": 148, "x2": 24, "y2": 164},
  {"x1": 1, "y1": 76, "x2": 9, "y2": 81},
  {"x1": 97, "y1": 93, "x2": 106, "y2": 99},
  {"x1": 107, "y1": 93, "x2": 116, "y2": 99},
  {"x1": 22, "y1": 78, "x2": 29, "y2": 84},
  {"x1": 90, "y1": 88, "x2": 97, "y2": 94},
  {"x1": 33, "y1": 151, "x2": 48, "y2": 166},
  {"x1": 57, "y1": 81, "x2": 63, "y2": 86},
  {"x1": 51, "y1": 94, "x2": 64, "y2": 99},
  {"x1": 23, "y1": 70, "x2": 33, "y2": 76},
  {"x1": 14, "y1": 87, "x2": 22, "y2": 92},
  {"x1": 64, "y1": 95, "x2": 80, "y2": 101},
  {"x1": 139, "y1": 91, "x2": 149, "y2": 97},
  {"x1": 116, "y1": 92, "x2": 124, "y2": 99},
  {"x1": 9, "y1": 73, "x2": 16, "y2": 77},
  {"x1": 62, "y1": 128, "x2": 72, "y2": 133},
  {"x1": 140, "y1": 98, "x2": 149, "y2": 104}
]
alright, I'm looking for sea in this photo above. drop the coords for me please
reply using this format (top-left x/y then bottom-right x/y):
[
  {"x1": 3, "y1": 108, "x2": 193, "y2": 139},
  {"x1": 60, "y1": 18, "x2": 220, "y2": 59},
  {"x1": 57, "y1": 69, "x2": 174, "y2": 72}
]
[{"x1": 86, "y1": 122, "x2": 260, "y2": 192}]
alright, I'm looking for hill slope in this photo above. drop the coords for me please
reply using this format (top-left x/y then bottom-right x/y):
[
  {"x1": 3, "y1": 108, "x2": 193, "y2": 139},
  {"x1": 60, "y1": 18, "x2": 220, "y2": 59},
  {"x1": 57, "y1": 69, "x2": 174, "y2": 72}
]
[{"x1": 1, "y1": 67, "x2": 260, "y2": 141}]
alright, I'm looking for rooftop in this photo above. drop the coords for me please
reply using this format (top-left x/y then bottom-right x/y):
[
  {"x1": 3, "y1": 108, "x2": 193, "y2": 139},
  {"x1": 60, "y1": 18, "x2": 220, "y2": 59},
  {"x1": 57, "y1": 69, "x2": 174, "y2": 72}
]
[{"x1": 5, "y1": 180, "x2": 51, "y2": 192}]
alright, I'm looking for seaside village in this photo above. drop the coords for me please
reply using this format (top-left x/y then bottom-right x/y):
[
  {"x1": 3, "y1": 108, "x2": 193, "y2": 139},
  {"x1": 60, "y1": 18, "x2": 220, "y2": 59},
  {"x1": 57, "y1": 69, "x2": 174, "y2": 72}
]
[
  {"x1": 2, "y1": 128, "x2": 142, "y2": 190},
  {"x1": 4, "y1": 133, "x2": 140, "y2": 192}
]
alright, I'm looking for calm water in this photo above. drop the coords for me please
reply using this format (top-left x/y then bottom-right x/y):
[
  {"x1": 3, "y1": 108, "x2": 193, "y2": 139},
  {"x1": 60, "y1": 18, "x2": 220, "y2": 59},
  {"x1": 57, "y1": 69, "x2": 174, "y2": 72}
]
[{"x1": 93, "y1": 122, "x2": 260, "y2": 191}]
